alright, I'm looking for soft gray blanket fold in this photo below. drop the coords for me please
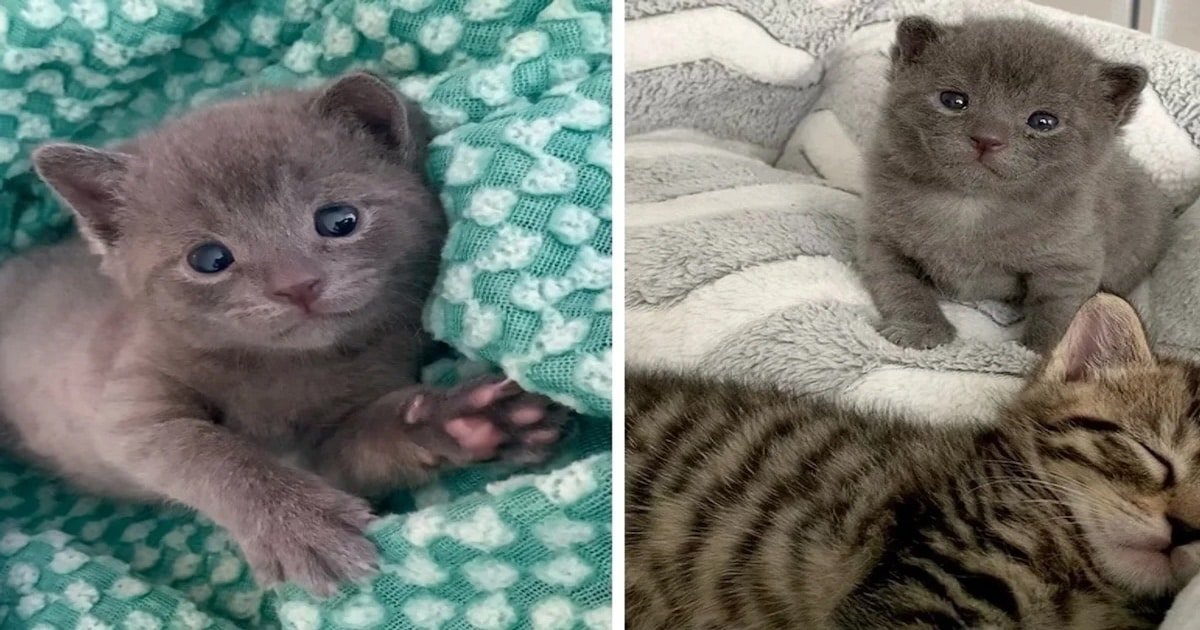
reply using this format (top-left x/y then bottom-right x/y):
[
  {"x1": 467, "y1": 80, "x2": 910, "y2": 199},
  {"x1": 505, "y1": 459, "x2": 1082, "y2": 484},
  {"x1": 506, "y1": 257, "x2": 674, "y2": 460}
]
[{"x1": 626, "y1": 0, "x2": 1200, "y2": 623}]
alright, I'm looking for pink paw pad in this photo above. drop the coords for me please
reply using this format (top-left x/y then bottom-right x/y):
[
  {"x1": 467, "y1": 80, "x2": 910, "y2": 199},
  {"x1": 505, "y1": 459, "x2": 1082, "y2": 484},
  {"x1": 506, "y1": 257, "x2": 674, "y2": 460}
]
[
  {"x1": 523, "y1": 429, "x2": 560, "y2": 445},
  {"x1": 466, "y1": 378, "x2": 518, "y2": 409},
  {"x1": 444, "y1": 417, "x2": 505, "y2": 458},
  {"x1": 510, "y1": 406, "x2": 545, "y2": 426}
]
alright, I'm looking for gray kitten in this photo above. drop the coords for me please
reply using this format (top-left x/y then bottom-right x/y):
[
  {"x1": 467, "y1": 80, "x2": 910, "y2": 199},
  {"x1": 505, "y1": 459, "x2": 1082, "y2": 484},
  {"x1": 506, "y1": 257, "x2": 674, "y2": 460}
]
[
  {"x1": 0, "y1": 72, "x2": 565, "y2": 595},
  {"x1": 859, "y1": 16, "x2": 1174, "y2": 352}
]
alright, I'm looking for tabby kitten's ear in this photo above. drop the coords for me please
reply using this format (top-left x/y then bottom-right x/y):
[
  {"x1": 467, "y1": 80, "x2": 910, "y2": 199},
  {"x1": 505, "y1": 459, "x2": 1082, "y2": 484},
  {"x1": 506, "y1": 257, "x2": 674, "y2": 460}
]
[{"x1": 1041, "y1": 293, "x2": 1153, "y2": 382}]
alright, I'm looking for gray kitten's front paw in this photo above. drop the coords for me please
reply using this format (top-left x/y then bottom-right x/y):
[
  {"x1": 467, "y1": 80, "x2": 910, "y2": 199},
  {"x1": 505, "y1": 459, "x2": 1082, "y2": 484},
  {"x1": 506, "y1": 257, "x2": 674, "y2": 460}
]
[
  {"x1": 239, "y1": 485, "x2": 378, "y2": 597},
  {"x1": 403, "y1": 375, "x2": 569, "y2": 467},
  {"x1": 878, "y1": 317, "x2": 956, "y2": 349}
]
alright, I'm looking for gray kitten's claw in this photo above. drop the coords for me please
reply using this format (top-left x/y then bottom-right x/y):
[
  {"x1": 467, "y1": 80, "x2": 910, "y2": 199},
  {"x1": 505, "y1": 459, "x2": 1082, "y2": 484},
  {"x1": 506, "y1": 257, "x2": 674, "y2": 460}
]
[
  {"x1": 239, "y1": 486, "x2": 378, "y2": 597},
  {"x1": 878, "y1": 317, "x2": 956, "y2": 349},
  {"x1": 404, "y1": 375, "x2": 569, "y2": 467}
]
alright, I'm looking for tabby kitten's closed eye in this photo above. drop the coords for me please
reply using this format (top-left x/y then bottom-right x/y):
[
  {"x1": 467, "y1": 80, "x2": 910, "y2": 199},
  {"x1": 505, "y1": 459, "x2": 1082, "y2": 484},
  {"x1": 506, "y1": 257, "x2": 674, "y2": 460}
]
[{"x1": 626, "y1": 294, "x2": 1200, "y2": 629}]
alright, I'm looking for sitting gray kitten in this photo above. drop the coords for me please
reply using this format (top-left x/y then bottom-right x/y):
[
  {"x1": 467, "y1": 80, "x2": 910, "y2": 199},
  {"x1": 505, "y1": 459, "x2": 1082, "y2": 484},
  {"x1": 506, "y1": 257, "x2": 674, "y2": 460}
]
[
  {"x1": 0, "y1": 72, "x2": 565, "y2": 595},
  {"x1": 859, "y1": 16, "x2": 1174, "y2": 352}
]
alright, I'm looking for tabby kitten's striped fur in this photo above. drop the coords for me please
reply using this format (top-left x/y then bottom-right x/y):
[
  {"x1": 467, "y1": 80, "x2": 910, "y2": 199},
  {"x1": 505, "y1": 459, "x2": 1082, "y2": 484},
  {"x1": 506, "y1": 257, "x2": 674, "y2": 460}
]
[{"x1": 626, "y1": 295, "x2": 1200, "y2": 629}]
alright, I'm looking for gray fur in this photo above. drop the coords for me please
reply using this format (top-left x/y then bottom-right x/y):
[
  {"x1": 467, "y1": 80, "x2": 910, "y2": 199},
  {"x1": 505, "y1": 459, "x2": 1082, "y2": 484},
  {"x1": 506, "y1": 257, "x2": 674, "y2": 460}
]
[
  {"x1": 0, "y1": 72, "x2": 565, "y2": 596},
  {"x1": 860, "y1": 17, "x2": 1174, "y2": 352},
  {"x1": 1146, "y1": 200, "x2": 1200, "y2": 362}
]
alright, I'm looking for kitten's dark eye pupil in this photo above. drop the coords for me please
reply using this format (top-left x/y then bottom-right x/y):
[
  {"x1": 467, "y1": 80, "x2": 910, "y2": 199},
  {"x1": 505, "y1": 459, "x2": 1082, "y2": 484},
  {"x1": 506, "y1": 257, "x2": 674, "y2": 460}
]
[
  {"x1": 187, "y1": 242, "x2": 234, "y2": 274},
  {"x1": 939, "y1": 91, "x2": 968, "y2": 110},
  {"x1": 315, "y1": 204, "x2": 359, "y2": 238},
  {"x1": 1028, "y1": 111, "x2": 1059, "y2": 132}
]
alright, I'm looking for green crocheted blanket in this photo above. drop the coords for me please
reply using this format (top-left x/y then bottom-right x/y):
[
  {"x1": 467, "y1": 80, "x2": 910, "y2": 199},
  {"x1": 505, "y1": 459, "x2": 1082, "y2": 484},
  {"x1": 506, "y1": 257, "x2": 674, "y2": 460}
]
[{"x1": 0, "y1": 0, "x2": 612, "y2": 626}]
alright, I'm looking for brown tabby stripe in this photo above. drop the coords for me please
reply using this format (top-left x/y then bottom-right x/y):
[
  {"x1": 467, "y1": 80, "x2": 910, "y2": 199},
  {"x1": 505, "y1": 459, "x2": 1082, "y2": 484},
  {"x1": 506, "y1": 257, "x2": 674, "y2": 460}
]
[
  {"x1": 1187, "y1": 365, "x2": 1200, "y2": 411},
  {"x1": 662, "y1": 400, "x2": 801, "y2": 499},
  {"x1": 626, "y1": 401, "x2": 721, "y2": 514},
  {"x1": 890, "y1": 560, "x2": 967, "y2": 623},
  {"x1": 903, "y1": 492, "x2": 1022, "y2": 622},
  {"x1": 863, "y1": 553, "x2": 979, "y2": 625},
  {"x1": 670, "y1": 418, "x2": 834, "y2": 602},
  {"x1": 686, "y1": 420, "x2": 847, "y2": 534},
  {"x1": 705, "y1": 444, "x2": 868, "y2": 619},
  {"x1": 627, "y1": 389, "x2": 704, "y2": 554},
  {"x1": 974, "y1": 521, "x2": 1035, "y2": 567},
  {"x1": 727, "y1": 456, "x2": 880, "y2": 624},
  {"x1": 1036, "y1": 443, "x2": 1101, "y2": 473},
  {"x1": 1055, "y1": 416, "x2": 1122, "y2": 433},
  {"x1": 893, "y1": 608, "x2": 963, "y2": 627},
  {"x1": 638, "y1": 408, "x2": 816, "y2": 595},
  {"x1": 1093, "y1": 436, "x2": 1159, "y2": 488},
  {"x1": 659, "y1": 401, "x2": 777, "y2": 496},
  {"x1": 1038, "y1": 437, "x2": 1158, "y2": 490},
  {"x1": 931, "y1": 486, "x2": 977, "y2": 548},
  {"x1": 1179, "y1": 366, "x2": 1200, "y2": 440}
]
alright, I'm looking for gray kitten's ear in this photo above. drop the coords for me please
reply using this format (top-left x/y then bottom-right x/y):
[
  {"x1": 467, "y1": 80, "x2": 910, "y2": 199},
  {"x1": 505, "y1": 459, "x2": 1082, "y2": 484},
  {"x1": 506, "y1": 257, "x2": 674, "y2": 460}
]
[
  {"x1": 32, "y1": 143, "x2": 129, "y2": 251},
  {"x1": 1040, "y1": 293, "x2": 1152, "y2": 382},
  {"x1": 311, "y1": 71, "x2": 430, "y2": 168},
  {"x1": 892, "y1": 16, "x2": 944, "y2": 65},
  {"x1": 1099, "y1": 63, "x2": 1148, "y2": 124}
]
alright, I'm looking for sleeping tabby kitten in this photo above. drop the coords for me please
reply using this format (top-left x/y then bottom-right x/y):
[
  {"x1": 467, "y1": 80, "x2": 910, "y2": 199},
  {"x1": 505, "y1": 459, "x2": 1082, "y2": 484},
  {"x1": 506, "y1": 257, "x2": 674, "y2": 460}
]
[{"x1": 626, "y1": 294, "x2": 1200, "y2": 629}]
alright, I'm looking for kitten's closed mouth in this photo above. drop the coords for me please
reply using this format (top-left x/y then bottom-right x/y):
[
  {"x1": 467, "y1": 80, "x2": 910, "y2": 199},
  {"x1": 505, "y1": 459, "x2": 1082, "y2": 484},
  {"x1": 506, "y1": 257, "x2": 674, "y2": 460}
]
[
  {"x1": 1108, "y1": 542, "x2": 1174, "y2": 589},
  {"x1": 272, "y1": 310, "x2": 357, "y2": 337},
  {"x1": 974, "y1": 158, "x2": 1003, "y2": 177},
  {"x1": 1110, "y1": 543, "x2": 1200, "y2": 592}
]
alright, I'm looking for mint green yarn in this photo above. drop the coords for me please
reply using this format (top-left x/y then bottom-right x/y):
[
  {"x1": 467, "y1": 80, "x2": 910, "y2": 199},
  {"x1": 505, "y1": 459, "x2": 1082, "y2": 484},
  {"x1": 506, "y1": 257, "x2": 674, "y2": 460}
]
[
  {"x1": 0, "y1": 0, "x2": 612, "y2": 625},
  {"x1": 0, "y1": 420, "x2": 611, "y2": 629}
]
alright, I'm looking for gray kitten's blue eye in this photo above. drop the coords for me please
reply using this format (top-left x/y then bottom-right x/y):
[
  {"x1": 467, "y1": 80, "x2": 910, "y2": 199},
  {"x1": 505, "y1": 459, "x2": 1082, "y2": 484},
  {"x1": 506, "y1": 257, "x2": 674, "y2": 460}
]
[
  {"x1": 1028, "y1": 111, "x2": 1059, "y2": 132},
  {"x1": 314, "y1": 204, "x2": 359, "y2": 238},
  {"x1": 187, "y1": 242, "x2": 234, "y2": 274},
  {"x1": 939, "y1": 91, "x2": 968, "y2": 110}
]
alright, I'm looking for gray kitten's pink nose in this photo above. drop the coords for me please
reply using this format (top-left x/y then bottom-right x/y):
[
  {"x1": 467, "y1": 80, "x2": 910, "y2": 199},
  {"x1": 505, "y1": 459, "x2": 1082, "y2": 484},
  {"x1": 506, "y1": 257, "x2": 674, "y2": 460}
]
[
  {"x1": 271, "y1": 278, "x2": 323, "y2": 311},
  {"x1": 970, "y1": 134, "x2": 1006, "y2": 154}
]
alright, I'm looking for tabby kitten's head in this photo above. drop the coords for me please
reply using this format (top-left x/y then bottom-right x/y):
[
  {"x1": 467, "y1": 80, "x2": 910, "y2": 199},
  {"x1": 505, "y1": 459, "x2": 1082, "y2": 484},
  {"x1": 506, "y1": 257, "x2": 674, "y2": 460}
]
[{"x1": 1009, "y1": 294, "x2": 1200, "y2": 595}]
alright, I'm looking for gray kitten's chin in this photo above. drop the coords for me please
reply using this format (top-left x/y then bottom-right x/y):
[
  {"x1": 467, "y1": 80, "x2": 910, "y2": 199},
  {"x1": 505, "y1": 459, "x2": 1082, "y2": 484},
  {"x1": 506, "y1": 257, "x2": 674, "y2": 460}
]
[
  {"x1": 263, "y1": 318, "x2": 366, "y2": 351},
  {"x1": 265, "y1": 307, "x2": 397, "y2": 351},
  {"x1": 168, "y1": 308, "x2": 383, "y2": 353},
  {"x1": 921, "y1": 142, "x2": 1045, "y2": 191}
]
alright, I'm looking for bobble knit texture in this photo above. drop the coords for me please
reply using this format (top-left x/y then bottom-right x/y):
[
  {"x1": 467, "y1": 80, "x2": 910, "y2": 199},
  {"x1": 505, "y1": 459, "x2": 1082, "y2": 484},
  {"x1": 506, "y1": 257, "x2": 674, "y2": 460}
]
[{"x1": 0, "y1": 0, "x2": 612, "y2": 626}]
